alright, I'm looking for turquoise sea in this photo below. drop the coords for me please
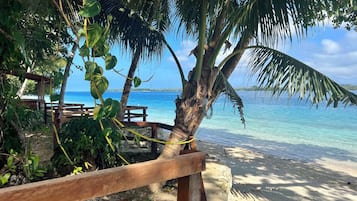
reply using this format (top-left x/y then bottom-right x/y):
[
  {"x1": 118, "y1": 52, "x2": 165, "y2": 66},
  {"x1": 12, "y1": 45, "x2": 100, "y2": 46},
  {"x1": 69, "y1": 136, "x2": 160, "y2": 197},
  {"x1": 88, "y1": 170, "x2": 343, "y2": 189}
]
[{"x1": 61, "y1": 90, "x2": 357, "y2": 163}]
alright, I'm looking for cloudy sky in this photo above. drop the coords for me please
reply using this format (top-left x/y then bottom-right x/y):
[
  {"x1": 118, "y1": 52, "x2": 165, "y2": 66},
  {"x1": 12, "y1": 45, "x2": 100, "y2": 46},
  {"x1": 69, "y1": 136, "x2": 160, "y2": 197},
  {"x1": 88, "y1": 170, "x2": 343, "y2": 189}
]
[{"x1": 66, "y1": 24, "x2": 357, "y2": 91}]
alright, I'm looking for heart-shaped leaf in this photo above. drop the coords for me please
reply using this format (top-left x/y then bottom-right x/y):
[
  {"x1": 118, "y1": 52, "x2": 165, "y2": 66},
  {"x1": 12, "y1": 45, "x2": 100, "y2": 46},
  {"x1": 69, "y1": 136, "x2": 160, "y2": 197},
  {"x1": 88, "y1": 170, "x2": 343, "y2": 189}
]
[
  {"x1": 90, "y1": 74, "x2": 108, "y2": 99},
  {"x1": 105, "y1": 54, "x2": 117, "y2": 70},
  {"x1": 133, "y1": 76, "x2": 141, "y2": 88},
  {"x1": 79, "y1": 0, "x2": 101, "y2": 17},
  {"x1": 84, "y1": 61, "x2": 97, "y2": 80},
  {"x1": 103, "y1": 98, "x2": 120, "y2": 118},
  {"x1": 86, "y1": 23, "x2": 102, "y2": 48},
  {"x1": 79, "y1": 45, "x2": 89, "y2": 57}
]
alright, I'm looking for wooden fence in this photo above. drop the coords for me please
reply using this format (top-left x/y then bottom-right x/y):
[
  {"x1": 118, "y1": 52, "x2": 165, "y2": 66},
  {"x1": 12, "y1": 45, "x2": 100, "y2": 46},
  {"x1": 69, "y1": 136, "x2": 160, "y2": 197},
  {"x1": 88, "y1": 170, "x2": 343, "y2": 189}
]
[
  {"x1": 45, "y1": 103, "x2": 148, "y2": 125},
  {"x1": 122, "y1": 121, "x2": 174, "y2": 154},
  {"x1": 0, "y1": 152, "x2": 206, "y2": 201}
]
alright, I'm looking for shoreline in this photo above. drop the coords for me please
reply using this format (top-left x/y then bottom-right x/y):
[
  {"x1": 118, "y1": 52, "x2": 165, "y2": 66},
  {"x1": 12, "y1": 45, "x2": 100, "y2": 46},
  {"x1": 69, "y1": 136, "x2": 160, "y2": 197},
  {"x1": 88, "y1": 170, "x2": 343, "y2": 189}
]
[
  {"x1": 196, "y1": 140, "x2": 357, "y2": 201},
  {"x1": 195, "y1": 127, "x2": 357, "y2": 164}
]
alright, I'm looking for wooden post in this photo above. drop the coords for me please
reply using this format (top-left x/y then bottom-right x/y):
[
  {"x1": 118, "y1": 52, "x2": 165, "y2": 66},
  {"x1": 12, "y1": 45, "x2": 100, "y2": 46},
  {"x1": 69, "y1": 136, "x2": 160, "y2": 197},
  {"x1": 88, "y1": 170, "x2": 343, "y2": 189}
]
[
  {"x1": 177, "y1": 172, "x2": 207, "y2": 201},
  {"x1": 143, "y1": 107, "x2": 147, "y2": 121},
  {"x1": 37, "y1": 79, "x2": 45, "y2": 111},
  {"x1": 151, "y1": 123, "x2": 158, "y2": 154},
  {"x1": 177, "y1": 147, "x2": 207, "y2": 201}
]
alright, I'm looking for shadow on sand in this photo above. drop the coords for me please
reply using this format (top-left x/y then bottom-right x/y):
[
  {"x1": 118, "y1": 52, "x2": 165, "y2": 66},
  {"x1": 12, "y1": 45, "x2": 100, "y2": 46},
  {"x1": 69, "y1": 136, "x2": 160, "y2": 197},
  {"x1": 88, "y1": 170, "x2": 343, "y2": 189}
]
[{"x1": 196, "y1": 128, "x2": 357, "y2": 201}]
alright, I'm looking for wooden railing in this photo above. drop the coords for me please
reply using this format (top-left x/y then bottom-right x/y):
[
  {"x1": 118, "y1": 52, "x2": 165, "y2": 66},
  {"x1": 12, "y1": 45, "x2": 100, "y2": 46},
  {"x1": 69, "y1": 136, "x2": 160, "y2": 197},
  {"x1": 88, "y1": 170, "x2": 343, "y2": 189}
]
[
  {"x1": 45, "y1": 104, "x2": 148, "y2": 124},
  {"x1": 123, "y1": 106, "x2": 148, "y2": 122},
  {"x1": 122, "y1": 121, "x2": 174, "y2": 154},
  {"x1": 0, "y1": 152, "x2": 206, "y2": 201}
]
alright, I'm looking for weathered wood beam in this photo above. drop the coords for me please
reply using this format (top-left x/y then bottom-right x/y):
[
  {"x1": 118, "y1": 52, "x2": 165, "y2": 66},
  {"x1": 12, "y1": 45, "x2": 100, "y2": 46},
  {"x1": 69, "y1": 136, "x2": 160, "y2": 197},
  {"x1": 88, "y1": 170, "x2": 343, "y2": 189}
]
[{"x1": 0, "y1": 152, "x2": 206, "y2": 201}]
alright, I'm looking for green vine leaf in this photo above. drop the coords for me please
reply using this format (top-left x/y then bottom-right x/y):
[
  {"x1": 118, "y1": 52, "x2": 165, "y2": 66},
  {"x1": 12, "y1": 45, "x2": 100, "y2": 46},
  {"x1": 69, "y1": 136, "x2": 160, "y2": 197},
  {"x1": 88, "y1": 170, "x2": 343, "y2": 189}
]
[
  {"x1": 87, "y1": 23, "x2": 102, "y2": 48},
  {"x1": 84, "y1": 61, "x2": 97, "y2": 80},
  {"x1": 79, "y1": 45, "x2": 90, "y2": 57},
  {"x1": 79, "y1": 0, "x2": 101, "y2": 18},
  {"x1": 90, "y1": 74, "x2": 108, "y2": 99},
  {"x1": 93, "y1": 105, "x2": 103, "y2": 120},
  {"x1": 105, "y1": 54, "x2": 117, "y2": 70},
  {"x1": 133, "y1": 76, "x2": 141, "y2": 88},
  {"x1": 103, "y1": 98, "x2": 120, "y2": 118},
  {"x1": 92, "y1": 43, "x2": 109, "y2": 57}
]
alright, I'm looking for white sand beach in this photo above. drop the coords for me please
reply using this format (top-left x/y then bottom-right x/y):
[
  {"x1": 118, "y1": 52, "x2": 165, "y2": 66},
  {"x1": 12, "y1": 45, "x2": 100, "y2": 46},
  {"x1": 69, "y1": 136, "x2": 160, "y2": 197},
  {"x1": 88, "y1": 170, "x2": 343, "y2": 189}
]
[{"x1": 196, "y1": 140, "x2": 357, "y2": 201}]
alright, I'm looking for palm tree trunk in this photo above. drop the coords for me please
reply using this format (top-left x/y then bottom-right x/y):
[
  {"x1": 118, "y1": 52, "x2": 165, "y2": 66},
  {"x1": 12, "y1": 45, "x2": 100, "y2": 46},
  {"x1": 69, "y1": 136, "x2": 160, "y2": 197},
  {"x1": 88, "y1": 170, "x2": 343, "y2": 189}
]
[
  {"x1": 59, "y1": 43, "x2": 77, "y2": 107},
  {"x1": 159, "y1": 78, "x2": 208, "y2": 158},
  {"x1": 119, "y1": 48, "x2": 141, "y2": 120}
]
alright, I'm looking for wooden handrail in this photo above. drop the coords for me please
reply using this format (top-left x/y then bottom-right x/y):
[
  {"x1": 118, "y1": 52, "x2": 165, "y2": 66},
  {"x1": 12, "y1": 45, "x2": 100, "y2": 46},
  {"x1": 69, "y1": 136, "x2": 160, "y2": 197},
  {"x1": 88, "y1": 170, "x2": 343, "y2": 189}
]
[
  {"x1": 45, "y1": 104, "x2": 148, "y2": 124},
  {"x1": 0, "y1": 152, "x2": 206, "y2": 201},
  {"x1": 122, "y1": 121, "x2": 174, "y2": 154}
]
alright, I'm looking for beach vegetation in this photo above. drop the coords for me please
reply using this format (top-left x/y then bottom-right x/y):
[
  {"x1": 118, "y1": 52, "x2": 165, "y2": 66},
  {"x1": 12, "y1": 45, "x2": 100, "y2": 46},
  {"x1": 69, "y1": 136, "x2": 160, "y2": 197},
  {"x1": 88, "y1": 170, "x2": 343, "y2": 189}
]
[
  {"x1": 51, "y1": 117, "x2": 122, "y2": 175},
  {"x1": 0, "y1": 148, "x2": 47, "y2": 187},
  {"x1": 0, "y1": 0, "x2": 71, "y2": 186}
]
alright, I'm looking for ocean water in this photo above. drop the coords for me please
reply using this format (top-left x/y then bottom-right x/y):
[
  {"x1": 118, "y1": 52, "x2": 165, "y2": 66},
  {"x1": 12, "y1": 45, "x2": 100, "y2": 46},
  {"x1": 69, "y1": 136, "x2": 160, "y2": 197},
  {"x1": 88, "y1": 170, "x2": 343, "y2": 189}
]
[{"x1": 61, "y1": 91, "x2": 357, "y2": 163}]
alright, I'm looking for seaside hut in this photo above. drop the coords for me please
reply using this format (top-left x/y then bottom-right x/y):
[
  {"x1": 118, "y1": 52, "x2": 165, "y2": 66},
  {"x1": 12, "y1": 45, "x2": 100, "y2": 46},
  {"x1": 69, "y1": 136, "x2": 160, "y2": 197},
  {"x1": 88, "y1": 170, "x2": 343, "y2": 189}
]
[{"x1": 0, "y1": 69, "x2": 50, "y2": 110}]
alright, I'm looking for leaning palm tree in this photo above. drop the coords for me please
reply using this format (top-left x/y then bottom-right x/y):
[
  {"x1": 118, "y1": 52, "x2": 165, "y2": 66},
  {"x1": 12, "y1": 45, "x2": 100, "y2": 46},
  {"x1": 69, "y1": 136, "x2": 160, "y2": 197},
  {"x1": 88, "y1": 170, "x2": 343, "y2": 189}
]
[
  {"x1": 98, "y1": 0, "x2": 170, "y2": 119},
  {"x1": 157, "y1": 0, "x2": 357, "y2": 159}
]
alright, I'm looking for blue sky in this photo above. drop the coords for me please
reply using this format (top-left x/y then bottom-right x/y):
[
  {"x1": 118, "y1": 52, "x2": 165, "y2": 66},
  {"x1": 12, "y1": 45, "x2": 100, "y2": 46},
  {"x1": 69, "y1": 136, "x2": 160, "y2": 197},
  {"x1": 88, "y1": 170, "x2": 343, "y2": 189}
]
[{"x1": 66, "y1": 24, "x2": 357, "y2": 91}]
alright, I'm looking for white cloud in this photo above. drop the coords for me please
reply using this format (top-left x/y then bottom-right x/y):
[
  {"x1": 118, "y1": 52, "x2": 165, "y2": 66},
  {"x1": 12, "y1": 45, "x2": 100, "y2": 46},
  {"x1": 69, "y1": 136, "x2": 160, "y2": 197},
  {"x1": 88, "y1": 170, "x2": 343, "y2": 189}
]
[{"x1": 321, "y1": 39, "x2": 341, "y2": 54}]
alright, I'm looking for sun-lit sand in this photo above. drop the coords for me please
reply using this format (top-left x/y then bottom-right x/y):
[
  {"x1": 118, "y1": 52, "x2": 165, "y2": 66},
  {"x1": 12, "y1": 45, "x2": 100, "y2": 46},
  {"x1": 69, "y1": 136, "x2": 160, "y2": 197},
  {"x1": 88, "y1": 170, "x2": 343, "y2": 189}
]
[{"x1": 197, "y1": 140, "x2": 357, "y2": 201}]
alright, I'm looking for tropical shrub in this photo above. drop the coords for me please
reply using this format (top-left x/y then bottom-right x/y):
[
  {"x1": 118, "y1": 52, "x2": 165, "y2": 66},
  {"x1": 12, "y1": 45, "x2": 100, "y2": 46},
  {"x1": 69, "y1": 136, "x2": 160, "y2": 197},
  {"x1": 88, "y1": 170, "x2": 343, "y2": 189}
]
[
  {"x1": 0, "y1": 149, "x2": 46, "y2": 187},
  {"x1": 51, "y1": 117, "x2": 122, "y2": 175}
]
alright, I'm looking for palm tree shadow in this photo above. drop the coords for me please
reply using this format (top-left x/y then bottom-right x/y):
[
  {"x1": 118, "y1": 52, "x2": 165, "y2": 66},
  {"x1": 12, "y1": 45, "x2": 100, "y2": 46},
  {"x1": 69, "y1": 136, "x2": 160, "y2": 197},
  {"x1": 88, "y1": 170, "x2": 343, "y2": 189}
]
[{"x1": 197, "y1": 128, "x2": 357, "y2": 200}]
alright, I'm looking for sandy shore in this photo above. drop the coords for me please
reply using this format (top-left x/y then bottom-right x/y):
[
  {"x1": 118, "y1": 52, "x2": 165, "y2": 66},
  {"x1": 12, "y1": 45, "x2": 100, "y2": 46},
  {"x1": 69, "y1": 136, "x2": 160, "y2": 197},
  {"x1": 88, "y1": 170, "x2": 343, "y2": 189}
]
[
  {"x1": 28, "y1": 131, "x2": 357, "y2": 200},
  {"x1": 196, "y1": 140, "x2": 357, "y2": 201}
]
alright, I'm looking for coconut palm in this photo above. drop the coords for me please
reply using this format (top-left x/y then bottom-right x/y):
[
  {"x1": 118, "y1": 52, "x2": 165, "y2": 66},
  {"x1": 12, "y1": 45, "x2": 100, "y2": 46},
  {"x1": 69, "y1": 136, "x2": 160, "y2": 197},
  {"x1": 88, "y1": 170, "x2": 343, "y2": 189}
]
[
  {"x1": 98, "y1": 0, "x2": 170, "y2": 119},
  {"x1": 157, "y1": 0, "x2": 357, "y2": 159}
]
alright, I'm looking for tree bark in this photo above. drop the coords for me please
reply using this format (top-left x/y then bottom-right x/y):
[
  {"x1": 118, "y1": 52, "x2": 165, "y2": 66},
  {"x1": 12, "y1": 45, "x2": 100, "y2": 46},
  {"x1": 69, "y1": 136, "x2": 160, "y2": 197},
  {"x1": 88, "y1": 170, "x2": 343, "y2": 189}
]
[
  {"x1": 159, "y1": 71, "x2": 210, "y2": 159},
  {"x1": 118, "y1": 48, "x2": 141, "y2": 120},
  {"x1": 59, "y1": 43, "x2": 77, "y2": 107}
]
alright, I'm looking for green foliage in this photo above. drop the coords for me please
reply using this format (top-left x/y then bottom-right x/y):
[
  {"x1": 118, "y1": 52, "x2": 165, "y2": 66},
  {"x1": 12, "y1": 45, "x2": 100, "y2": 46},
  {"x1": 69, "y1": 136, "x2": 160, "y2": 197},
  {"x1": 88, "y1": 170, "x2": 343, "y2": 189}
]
[
  {"x1": 0, "y1": 149, "x2": 46, "y2": 186},
  {"x1": 23, "y1": 151, "x2": 47, "y2": 181},
  {"x1": 51, "y1": 118, "x2": 122, "y2": 175},
  {"x1": 0, "y1": 173, "x2": 11, "y2": 186},
  {"x1": 93, "y1": 98, "x2": 121, "y2": 120},
  {"x1": 248, "y1": 46, "x2": 357, "y2": 107},
  {"x1": 105, "y1": 54, "x2": 117, "y2": 70},
  {"x1": 86, "y1": 23, "x2": 103, "y2": 48},
  {"x1": 90, "y1": 74, "x2": 109, "y2": 99},
  {"x1": 79, "y1": 0, "x2": 101, "y2": 18},
  {"x1": 133, "y1": 76, "x2": 142, "y2": 88},
  {"x1": 0, "y1": 0, "x2": 73, "y2": 155}
]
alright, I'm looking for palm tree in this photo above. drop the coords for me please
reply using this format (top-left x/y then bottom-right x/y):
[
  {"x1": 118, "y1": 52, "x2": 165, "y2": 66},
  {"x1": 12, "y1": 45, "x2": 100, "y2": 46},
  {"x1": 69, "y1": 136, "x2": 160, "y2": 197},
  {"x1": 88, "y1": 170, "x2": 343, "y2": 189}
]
[
  {"x1": 98, "y1": 0, "x2": 170, "y2": 119},
  {"x1": 158, "y1": 0, "x2": 357, "y2": 159},
  {"x1": 51, "y1": 0, "x2": 81, "y2": 109}
]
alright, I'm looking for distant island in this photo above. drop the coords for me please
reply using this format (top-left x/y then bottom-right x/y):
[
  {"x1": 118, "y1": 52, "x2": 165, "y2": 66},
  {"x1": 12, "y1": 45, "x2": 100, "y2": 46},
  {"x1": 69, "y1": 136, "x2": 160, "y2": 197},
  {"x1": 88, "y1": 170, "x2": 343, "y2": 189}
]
[{"x1": 107, "y1": 84, "x2": 357, "y2": 92}]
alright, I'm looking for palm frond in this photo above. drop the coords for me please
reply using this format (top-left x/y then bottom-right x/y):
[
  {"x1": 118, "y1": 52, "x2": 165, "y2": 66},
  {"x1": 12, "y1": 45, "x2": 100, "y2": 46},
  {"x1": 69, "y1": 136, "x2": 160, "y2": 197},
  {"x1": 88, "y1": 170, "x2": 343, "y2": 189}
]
[
  {"x1": 174, "y1": 0, "x2": 224, "y2": 37},
  {"x1": 215, "y1": 71, "x2": 246, "y2": 126},
  {"x1": 230, "y1": 0, "x2": 329, "y2": 46},
  {"x1": 248, "y1": 46, "x2": 357, "y2": 107},
  {"x1": 97, "y1": 0, "x2": 170, "y2": 59}
]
